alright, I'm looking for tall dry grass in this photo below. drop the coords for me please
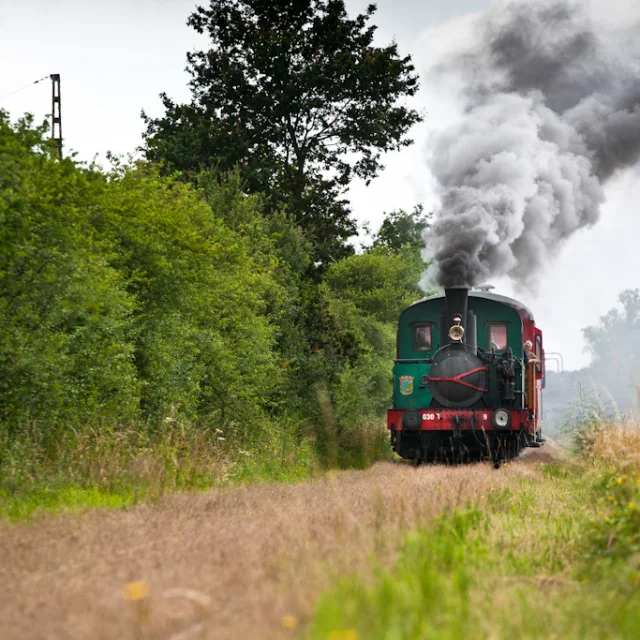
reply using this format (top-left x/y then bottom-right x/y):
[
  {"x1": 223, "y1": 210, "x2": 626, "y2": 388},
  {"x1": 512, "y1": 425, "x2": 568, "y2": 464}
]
[
  {"x1": 0, "y1": 415, "x2": 323, "y2": 520},
  {"x1": 0, "y1": 459, "x2": 531, "y2": 640},
  {"x1": 308, "y1": 436, "x2": 640, "y2": 640},
  {"x1": 584, "y1": 421, "x2": 640, "y2": 473}
]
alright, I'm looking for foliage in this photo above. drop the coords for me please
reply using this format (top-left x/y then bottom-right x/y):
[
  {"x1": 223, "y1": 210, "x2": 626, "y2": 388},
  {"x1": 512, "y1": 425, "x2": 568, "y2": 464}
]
[
  {"x1": 371, "y1": 204, "x2": 431, "y2": 253},
  {"x1": 91, "y1": 164, "x2": 283, "y2": 428},
  {"x1": 325, "y1": 244, "x2": 424, "y2": 323},
  {"x1": 303, "y1": 243, "x2": 425, "y2": 466},
  {"x1": 1, "y1": 112, "x2": 432, "y2": 517},
  {"x1": 576, "y1": 288, "x2": 640, "y2": 413},
  {"x1": 583, "y1": 288, "x2": 640, "y2": 364},
  {"x1": 308, "y1": 462, "x2": 640, "y2": 640},
  {"x1": 142, "y1": 0, "x2": 421, "y2": 264},
  {"x1": 0, "y1": 113, "x2": 290, "y2": 439},
  {"x1": 0, "y1": 113, "x2": 139, "y2": 434},
  {"x1": 196, "y1": 169, "x2": 315, "y2": 420}
]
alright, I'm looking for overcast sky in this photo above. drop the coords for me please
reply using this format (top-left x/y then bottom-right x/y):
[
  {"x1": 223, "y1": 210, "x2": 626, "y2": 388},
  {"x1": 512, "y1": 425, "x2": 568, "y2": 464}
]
[{"x1": 1, "y1": 0, "x2": 638, "y2": 371}]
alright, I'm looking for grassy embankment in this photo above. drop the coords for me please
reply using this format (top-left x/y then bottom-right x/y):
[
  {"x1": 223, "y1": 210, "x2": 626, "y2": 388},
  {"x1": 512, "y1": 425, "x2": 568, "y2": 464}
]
[
  {"x1": 0, "y1": 416, "x2": 389, "y2": 521},
  {"x1": 309, "y1": 425, "x2": 640, "y2": 639}
]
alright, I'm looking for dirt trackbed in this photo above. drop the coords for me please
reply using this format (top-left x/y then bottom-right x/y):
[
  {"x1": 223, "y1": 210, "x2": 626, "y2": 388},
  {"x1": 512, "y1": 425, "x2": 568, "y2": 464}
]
[{"x1": 0, "y1": 444, "x2": 563, "y2": 640}]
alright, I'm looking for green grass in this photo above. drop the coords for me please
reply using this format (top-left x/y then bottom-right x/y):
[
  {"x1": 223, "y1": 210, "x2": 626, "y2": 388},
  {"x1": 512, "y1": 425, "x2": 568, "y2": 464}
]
[
  {"x1": 0, "y1": 453, "x2": 321, "y2": 523},
  {"x1": 0, "y1": 423, "x2": 327, "y2": 521},
  {"x1": 308, "y1": 462, "x2": 640, "y2": 640},
  {"x1": 0, "y1": 453, "x2": 318, "y2": 521},
  {"x1": 0, "y1": 407, "x2": 396, "y2": 521},
  {"x1": 0, "y1": 485, "x2": 136, "y2": 521}
]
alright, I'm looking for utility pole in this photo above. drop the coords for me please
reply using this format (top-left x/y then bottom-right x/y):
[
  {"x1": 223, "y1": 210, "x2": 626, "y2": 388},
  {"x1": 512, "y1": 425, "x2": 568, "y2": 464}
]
[{"x1": 50, "y1": 74, "x2": 62, "y2": 159}]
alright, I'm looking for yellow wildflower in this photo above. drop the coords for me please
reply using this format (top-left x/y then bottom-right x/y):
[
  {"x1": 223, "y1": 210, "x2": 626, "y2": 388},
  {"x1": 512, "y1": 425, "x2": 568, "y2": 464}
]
[
  {"x1": 628, "y1": 503, "x2": 636, "y2": 510},
  {"x1": 329, "y1": 632, "x2": 359, "y2": 640},
  {"x1": 281, "y1": 616, "x2": 297, "y2": 629},
  {"x1": 124, "y1": 581, "x2": 149, "y2": 601},
  {"x1": 124, "y1": 580, "x2": 151, "y2": 625}
]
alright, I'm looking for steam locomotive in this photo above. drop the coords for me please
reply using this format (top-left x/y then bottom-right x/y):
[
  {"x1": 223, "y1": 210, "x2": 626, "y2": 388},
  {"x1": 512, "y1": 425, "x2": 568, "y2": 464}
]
[{"x1": 387, "y1": 286, "x2": 545, "y2": 463}]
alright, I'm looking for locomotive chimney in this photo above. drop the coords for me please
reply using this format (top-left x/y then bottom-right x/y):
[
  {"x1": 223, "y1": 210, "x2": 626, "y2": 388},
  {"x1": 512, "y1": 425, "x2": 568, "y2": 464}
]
[{"x1": 445, "y1": 287, "x2": 468, "y2": 344}]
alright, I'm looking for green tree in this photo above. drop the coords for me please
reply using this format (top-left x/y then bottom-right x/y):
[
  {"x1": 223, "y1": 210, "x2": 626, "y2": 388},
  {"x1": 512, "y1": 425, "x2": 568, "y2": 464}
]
[
  {"x1": 583, "y1": 289, "x2": 640, "y2": 364},
  {"x1": 307, "y1": 244, "x2": 426, "y2": 464},
  {"x1": 142, "y1": 0, "x2": 421, "y2": 265},
  {"x1": 92, "y1": 164, "x2": 284, "y2": 430},
  {"x1": 325, "y1": 245, "x2": 424, "y2": 324},
  {"x1": 371, "y1": 204, "x2": 431, "y2": 253},
  {"x1": 0, "y1": 113, "x2": 139, "y2": 432},
  {"x1": 196, "y1": 170, "x2": 315, "y2": 420},
  {"x1": 0, "y1": 113, "x2": 298, "y2": 441}
]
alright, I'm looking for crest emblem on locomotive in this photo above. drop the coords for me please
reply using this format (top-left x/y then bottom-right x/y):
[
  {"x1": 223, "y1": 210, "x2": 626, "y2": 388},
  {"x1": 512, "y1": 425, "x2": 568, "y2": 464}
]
[{"x1": 399, "y1": 376, "x2": 414, "y2": 395}]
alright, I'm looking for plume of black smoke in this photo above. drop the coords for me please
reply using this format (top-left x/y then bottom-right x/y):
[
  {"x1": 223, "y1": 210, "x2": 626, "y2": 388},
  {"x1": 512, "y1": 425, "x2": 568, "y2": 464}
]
[{"x1": 425, "y1": 0, "x2": 640, "y2": 289}]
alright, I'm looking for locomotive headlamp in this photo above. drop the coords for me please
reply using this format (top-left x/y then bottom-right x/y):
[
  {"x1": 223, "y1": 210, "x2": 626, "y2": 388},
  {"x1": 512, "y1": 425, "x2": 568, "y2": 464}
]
[
  {"x1": 492, "y1": 409, "x2": 511, "y2": 429},
  {"x1": 448, "y1": 324, "x2": 465, "y2": 341}
]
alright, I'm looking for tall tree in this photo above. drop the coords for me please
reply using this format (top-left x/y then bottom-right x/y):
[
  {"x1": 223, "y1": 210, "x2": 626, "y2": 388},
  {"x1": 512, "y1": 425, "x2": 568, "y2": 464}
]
[
  {"x1": 371, "y1": 204, "x2": 431, "y2": 253},
  {"x1": 582, "y1": 289, "x2": 640, "y2": 364},
  {"x1": 142, "y1": 0, "x2": 421, "y2": 265}
]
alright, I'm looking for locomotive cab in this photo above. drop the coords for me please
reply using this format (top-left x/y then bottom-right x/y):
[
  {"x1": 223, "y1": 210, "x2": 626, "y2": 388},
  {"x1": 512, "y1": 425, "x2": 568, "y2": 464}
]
[{"x1": 388, "y1": 287, "x2": 544, "y2": 463}]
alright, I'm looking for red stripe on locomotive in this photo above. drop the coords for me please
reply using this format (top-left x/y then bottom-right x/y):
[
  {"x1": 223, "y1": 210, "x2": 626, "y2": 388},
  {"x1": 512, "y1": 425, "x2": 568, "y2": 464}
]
[{"x1": 387, "y1": 409, "x2": 534, "y2": 432}]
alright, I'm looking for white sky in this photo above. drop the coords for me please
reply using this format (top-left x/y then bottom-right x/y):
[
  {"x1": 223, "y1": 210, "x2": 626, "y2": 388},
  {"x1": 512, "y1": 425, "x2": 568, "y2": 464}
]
[{"x1": 1, "y1": 0, "x2": 638, "y2": 371}]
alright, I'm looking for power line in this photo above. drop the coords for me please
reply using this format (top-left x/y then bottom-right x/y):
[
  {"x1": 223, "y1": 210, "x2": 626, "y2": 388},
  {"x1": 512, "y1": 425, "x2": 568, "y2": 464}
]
[{"x1": 0, "y1": 75, "x2": 51, "y2": 101}]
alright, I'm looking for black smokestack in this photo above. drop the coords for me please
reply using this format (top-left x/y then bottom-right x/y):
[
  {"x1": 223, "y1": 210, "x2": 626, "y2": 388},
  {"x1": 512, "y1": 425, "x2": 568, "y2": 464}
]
[
  {"x1": 445, "y1": 287, "x2": 468, "y2": 343},
  {"x1": 424, "y1": 0, "x2": 640, "y2": 289}
]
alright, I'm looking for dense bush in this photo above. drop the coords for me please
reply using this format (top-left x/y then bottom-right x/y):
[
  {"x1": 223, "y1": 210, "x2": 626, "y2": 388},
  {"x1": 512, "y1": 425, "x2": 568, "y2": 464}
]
[
  {"x1": 1, "y1": 114, "x2": 289, "y2": 437},
  {"x1": 0, "y1": 115, "x2": 139, "y2": 434},
  {"x1": 92, "y1": 164, "x2": 285, "y2": 428},
  {"x1": 0, "y1": 112, "x2": 429, "y2": 512}
]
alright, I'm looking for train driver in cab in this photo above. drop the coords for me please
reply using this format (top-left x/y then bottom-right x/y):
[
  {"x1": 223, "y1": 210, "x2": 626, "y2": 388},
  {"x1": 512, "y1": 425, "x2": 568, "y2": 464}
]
[{"x1": 523, "y1": 340, "x2": 540, "y2": 365}]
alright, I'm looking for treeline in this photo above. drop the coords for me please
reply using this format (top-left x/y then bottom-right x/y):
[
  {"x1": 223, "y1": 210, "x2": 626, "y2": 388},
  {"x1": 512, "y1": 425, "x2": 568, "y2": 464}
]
[
  {"x1": 0, "y1": 112, "x2": 427, "y2": 474},
  {"x1": 544, "y1": 289, "x2": 640, "y2": 433},
  {"x1": 0, "y1": 1, "x2": 428, "y2": 508}
]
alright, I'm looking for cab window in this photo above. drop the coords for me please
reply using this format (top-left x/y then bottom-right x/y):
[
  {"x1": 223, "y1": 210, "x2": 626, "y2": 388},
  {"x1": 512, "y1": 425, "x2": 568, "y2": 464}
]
[
  {"x1": 488, "y1": 323, "x2": 508, "y2": 351},
  {"x1": 412, "y1": 323, "x2": 433, "y2": 352},
  {"x1": 535, "y1": 334, "x2": 543, "y2": 377}
]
